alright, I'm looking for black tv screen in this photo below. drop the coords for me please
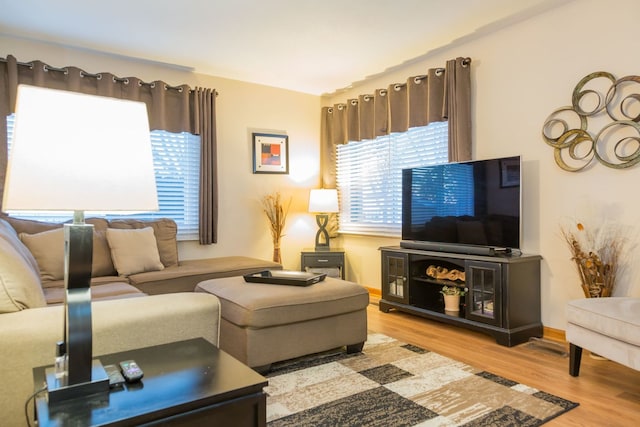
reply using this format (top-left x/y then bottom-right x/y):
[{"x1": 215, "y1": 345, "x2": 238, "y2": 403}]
[{"x1": 401, "y1": 156, "x2": 521, "y2": 254}]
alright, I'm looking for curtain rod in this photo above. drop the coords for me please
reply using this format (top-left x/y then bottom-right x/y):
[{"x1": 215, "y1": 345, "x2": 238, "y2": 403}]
[
  {"x1": 391, "y1": 57, "x2": 471, "y2": 90},
  {"x1": 0, "y1": 56, "x2": 218, "y2": 96},
  {"x1": 328, "y1": 57, "x2": 471, "y2": 112}
]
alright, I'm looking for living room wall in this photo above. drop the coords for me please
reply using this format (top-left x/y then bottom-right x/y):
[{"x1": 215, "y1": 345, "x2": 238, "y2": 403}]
[
  {"x1": 0, "y1": 35, "x2": 322, "y2": 272},
  {"x1": 325, "y1": 0, "x2": 640, "y2": 330}
]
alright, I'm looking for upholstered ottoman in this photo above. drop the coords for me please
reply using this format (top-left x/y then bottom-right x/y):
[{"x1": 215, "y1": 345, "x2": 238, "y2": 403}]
[{"x1": 195, "y1": 276, "x2": 369, "y2": 371}]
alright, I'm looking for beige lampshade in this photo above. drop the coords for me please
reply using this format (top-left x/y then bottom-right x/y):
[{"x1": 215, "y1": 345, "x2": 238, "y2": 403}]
[
  {"x1": 3, "y1": 85, "x2": 158, "y2": 212},
  {"x1": 308, "y1": 189, "x2": 339, "y2": 213}
]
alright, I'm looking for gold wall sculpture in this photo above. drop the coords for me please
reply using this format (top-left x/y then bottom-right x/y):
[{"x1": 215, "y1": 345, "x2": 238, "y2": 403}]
[{"x1": 542, "y1": 71, "x2": 640, "y2": 171}]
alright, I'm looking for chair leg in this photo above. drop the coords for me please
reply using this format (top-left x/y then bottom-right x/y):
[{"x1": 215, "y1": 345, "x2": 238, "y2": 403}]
[{"x1": 569, "y1": 343, "x2": 583, "y2": 377}]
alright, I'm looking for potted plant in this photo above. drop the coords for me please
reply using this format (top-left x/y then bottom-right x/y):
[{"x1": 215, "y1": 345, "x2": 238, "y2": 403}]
[{"x1": 440, "y1": 285, "x2": 466, "y2": 312}]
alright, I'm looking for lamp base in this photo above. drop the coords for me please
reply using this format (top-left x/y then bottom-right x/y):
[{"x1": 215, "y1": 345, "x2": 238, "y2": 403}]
[
  {"x1": 314, "y1": 214, "x2": 331, "y2": 249},
  {"x1": 45, "y1": 359, "x2": 109, "y2": 405}
]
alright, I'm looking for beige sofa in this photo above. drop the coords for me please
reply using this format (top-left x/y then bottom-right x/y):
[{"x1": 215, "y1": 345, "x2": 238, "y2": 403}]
[
  {"x1": 0, "y1": 215, "x2": 279, "y2": 426},
  {"x1": 1, "y1": 214, "x2": 282, "y2": 299}
]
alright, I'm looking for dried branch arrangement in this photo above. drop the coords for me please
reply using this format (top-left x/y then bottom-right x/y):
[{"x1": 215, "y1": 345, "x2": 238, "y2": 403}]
[
  {"x1": 261, "y1": 192, "x2": 291, "y2": 262},
  {"x1": 561, "y1": 221, "x2": 625, "y2": 297}
]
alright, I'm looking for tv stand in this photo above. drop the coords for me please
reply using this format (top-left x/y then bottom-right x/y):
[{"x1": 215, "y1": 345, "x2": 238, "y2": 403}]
[{"x1": 379, "y1": 246, "x2": 542, "y2": 346}]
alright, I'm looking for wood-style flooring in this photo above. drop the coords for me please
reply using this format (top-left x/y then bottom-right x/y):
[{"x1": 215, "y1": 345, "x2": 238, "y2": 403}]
[{"x1": 366, "y1": 297, "x2": 640, "y2": 426}]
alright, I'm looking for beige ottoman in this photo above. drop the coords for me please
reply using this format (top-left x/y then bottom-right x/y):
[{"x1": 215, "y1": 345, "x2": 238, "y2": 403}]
[{"x1": 195, "y1": 276, "x2": 369, "y2": 371}]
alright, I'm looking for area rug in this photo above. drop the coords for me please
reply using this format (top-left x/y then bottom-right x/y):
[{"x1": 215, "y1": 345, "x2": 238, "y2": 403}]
[{"x1": 265, "y1": 333, "x2": 578, "y2": 426}]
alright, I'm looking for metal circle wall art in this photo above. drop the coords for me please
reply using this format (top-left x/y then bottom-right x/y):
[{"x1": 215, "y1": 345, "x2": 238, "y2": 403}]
[{"x1": 542, "y1": 71, "x2": 640, "y2": 171}]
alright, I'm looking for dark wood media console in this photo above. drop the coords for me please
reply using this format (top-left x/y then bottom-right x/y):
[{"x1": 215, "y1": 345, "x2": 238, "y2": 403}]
[{"x1": 379, "y1": 246, "x2": 542, "y2": 346}]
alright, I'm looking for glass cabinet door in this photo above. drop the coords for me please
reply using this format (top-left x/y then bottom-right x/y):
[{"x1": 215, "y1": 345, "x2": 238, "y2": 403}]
[
  {"x1": 382, "y1": 251, "x2": 409, "y2": 304},
  {"x1": 465, "y1": 260, "x2": 502, "y2": 326}
]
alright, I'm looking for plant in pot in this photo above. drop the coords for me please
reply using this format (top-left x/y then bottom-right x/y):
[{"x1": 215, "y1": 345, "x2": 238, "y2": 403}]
[{"x1": 440, "y1": 285, "x2": 466, "y2": 312}]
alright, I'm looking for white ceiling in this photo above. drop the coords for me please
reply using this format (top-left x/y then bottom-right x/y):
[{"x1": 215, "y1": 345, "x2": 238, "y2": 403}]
[{"x1": 0, "y1": 0, "x2": 569, "y2": 95}]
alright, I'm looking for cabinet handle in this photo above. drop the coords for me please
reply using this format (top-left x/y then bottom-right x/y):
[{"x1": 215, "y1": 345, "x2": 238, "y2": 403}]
[{"x1": 317, "y1": 259, "x2": 329, "y2": 263}]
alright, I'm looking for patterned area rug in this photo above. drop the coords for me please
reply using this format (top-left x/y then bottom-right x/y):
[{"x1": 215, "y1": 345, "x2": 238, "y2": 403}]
[{"x1": 265, "y1": 333, "x2": 578, "y2": 426}]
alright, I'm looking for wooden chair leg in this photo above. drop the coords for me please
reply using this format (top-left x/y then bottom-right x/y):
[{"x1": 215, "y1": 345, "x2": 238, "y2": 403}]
[{"x1": 569, "y1": 343, "x2": 583, "y2": 377}]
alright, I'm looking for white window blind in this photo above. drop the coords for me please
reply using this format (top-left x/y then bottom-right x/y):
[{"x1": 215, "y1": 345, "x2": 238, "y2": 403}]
[
  {"x1": 336, "y1": 121, "x2": 448, "y2": 236},
  {"x1": 6, "y1": 114, "x2": 201, "y2": 240}
]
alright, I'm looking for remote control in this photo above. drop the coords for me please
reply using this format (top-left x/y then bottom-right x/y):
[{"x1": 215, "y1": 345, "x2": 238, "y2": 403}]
[
  {"x1": 119, "y1": 360, "x2": 144, "y2": 383},
  {"x1": 104, "y1": 364, "x2": 125, "y2": 388}
]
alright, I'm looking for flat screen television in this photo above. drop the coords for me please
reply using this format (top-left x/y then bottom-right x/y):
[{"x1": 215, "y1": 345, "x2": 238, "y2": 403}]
[{"x1": 400, "y1": 155, "x2": 521, "y2": 256}]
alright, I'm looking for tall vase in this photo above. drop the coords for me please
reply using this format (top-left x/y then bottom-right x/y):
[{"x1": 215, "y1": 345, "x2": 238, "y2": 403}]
[{"x1": 272, "y1": 240, "x2": 282, "y2": 264}]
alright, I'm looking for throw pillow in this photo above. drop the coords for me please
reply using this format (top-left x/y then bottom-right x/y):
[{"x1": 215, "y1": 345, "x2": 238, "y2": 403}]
[
  {"x1": 2, "y1": 214, "x2": 118, "y2": 277},
  {"x1": 107, "y1": 218, "x2": 179, "y2": 267},
  {"x1": 85, "y1": 218, "x2": 117, "y2": 277},
  {"x1": 19, "y1": 228, "x2": 65, "y2": 282},
  {"x1": 106, "y1": 227, "x2": 165, "y2": 276},
  {"x1": 0, "y1": 237, "x2": 47, "y2": 313}
]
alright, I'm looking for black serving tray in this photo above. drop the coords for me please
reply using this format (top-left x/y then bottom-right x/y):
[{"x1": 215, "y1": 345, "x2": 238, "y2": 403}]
[{"x1": 243, "y1": 270, "x2": 326, "y2": 286}]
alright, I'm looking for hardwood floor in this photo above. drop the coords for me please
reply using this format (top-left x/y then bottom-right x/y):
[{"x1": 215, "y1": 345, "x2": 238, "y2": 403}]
[{"x1": 366, "y1": 297, "x2": 640, "y2": 426}]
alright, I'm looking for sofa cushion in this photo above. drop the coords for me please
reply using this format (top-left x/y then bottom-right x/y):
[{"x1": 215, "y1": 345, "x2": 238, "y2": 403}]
[
  {"x1": 42, "y1": 275, "x2": 131, "y2": 292},
  {"x1": 108, "y1": 218, "x2": 178, "y2": 268},
  {"x1": 43, "y1": 282, "x2": 145, "y2": 305},
  {"x1": 128, "y1": 256, "x2": 283, "y2": 295},
  {"x1": 4, "y1": 216, "x2": 117, "y2": 280},
  {"x1": 19, "y1": 228, "x2": 65, "y2": 282},
  {"x1": 0, "y1": 215, "x2": 60, "y2": 235},
  {"x1": 85, "y1": 218, "x2": 117, "y2": 277},
  {"x1": 0, "y1": 235, "x2": 47, "y2": 313},
  {"x1": 106, "y1": 227, "x2": 165, "y2": 276}
]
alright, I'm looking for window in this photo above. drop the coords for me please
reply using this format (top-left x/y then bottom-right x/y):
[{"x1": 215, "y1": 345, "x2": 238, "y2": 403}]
[
  {"x1": 6, "y1": 114, "x2": 201, "y2": 240},
  {"x1": 336, "y1": 121, "x2": 448, "y2": 236}
]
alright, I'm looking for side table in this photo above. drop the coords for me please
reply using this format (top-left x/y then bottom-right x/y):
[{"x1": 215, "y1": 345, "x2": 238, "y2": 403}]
[
  {"x1": 33, "y1": 338, "x2": 267, "y2": 426},
  {"x1": 301, "y1": 247, "x2": 345, "y2": 279}
]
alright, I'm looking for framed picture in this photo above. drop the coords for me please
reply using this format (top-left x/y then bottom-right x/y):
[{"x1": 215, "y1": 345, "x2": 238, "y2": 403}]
[
  {"x1": 500, "y1": 158, "x2": 520, "y2": 188},
  {"x1": 252, "y1": 132, "x2": 289, "y2": 174}
]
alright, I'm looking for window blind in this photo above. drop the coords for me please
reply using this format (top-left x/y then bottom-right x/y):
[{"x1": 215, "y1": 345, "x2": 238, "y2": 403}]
[{"x1": 336, "y1": 121, "x2": 448, "y2": 236}]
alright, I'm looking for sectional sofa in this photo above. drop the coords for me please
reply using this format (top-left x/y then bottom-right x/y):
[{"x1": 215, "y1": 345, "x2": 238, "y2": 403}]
[{"x1": 0, "y1": 214, "x2": 280, "y2": 426}]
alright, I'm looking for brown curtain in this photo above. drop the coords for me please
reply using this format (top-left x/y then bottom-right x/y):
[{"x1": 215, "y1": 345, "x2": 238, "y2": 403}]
[
  {"x1": 0, "y1": 54, "x2": 218, "y2": 243},
  {"x1": 445, "y1": 57, "x2": 472, "y2": 162},
  {"x1": 194, "y1": 87, "x2": 218, "y2": 244},
  {"x1": 320, "y1": 57, "x2": 472, "y2": 187}
]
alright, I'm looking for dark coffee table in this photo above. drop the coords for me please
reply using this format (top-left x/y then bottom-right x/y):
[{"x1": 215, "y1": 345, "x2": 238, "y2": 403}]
[{"x1": 33, "y1": 338, "x2": 268, "y2": 426}]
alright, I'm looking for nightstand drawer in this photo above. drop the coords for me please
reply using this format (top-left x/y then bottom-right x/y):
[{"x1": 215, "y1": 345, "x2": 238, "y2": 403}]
[
  {"x1": 302, "y1": 253, "x2": 344, "y2": 267},
  {"x1": 300, "y1": 249, "x2": 345, "y2": 279}
]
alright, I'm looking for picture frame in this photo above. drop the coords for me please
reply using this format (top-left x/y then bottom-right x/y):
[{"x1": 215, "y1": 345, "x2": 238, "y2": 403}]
[
  {"x1": 500, "y1": 158, "x2": 520, "y2": 188},
  {"x1": 252, "y1": 132, "x2": 289, "y2": 174}
]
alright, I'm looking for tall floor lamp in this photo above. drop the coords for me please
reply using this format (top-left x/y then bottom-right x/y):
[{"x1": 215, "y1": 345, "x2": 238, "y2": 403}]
[
  {"x1": 2, "y1": 85, "x2": 158, "y2": 402},
  {"x1": 308, "y1": 189, "x2": 339, "y2": 250}
]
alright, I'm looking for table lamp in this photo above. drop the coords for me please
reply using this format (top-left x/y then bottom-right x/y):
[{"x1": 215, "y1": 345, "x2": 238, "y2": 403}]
[
  {"x1": 308, "y1": 189, "x2": 339, "y2": 250},
  {"x1": 3, "y1": 85, "x2": 158, "y2": 402}
]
